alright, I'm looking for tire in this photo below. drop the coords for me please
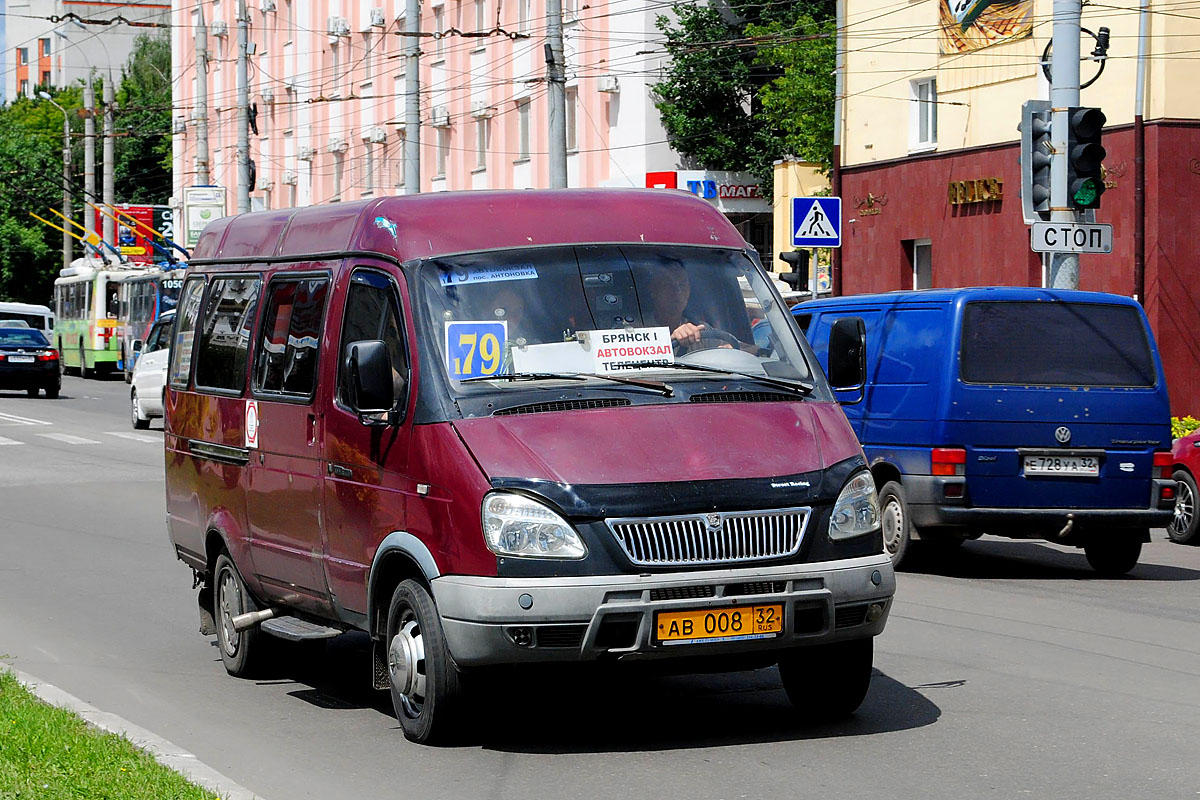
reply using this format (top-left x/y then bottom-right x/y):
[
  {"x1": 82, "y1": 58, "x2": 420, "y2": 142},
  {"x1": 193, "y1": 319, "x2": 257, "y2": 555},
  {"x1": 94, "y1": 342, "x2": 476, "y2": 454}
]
[
  {"x1": 43, "y1": 383, "x2": 59, "y2": 399},
  {"x1": 386, "y1": 579, "x2": 466, "y2": 745},
  {"x1": 1084, "y1": 534, "x2": 1143, "y2": 576},
  {"x1": 131, "y1": 389, "x2": 151, "y2": 430},
  {"x1": 779, "y1": 638, "x2": 874, "y2": 721},
  {"x1": 79, "y1": 346, "x2": 90, "y2": 380},
  {"x1": 123, "y1": 349, "x2": 133, "y2": 383},
  {"x1": 57, "y1": 340, "x2": 66, "y2": 376},
  {"x1": 25, "y1": 387, "x2": 39, "y2": 398},
  {"x1": 878, "y1": 481, "x2": 912, "y2": 568},
  {"x1": 1168, "y1": 469, "x2": 1200, "y2": 545},
  {"x1": 213, "y1": 553, "x2": 265, "y2": 677}
]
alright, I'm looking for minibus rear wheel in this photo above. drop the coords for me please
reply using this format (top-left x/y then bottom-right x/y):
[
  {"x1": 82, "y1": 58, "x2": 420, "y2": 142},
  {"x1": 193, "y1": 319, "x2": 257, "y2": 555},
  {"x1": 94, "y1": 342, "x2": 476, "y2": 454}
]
[
  {"x1": 1083, "y1": 534, "x2": 1143, "y2": 576},
  {"x1": 386, "y1": 579, "x2": 466, "y2": 745},
  {"x1": 778, "y1": 638, "x2": 873, "y2": 720},
  {"x1": 214, "y1": 553, "x2": 265, "y2": 677}
]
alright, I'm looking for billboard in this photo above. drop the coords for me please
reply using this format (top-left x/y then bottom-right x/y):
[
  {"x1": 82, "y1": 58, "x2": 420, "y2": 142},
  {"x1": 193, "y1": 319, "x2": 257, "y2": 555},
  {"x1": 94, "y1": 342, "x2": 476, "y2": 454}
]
[
  {"x1": 939, "y1": 0, "x2": 1033, "y2": 55},
  {"x1": 93, "y1": 204, "x2": 176, "y2": 264},
  {"x1": 183, "y1": 186, "x2": 228, "y2": 248}
]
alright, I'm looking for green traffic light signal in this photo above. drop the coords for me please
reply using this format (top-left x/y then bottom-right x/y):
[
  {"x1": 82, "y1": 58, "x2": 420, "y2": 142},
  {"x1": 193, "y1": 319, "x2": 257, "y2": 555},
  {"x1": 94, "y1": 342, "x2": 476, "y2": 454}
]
[
  {"x1": 1066, "y1": 107, "x2": 1106, "y2": 210},
  {"x1": 1071, "y1": 177, "x2": 1101, "y2": 207}
]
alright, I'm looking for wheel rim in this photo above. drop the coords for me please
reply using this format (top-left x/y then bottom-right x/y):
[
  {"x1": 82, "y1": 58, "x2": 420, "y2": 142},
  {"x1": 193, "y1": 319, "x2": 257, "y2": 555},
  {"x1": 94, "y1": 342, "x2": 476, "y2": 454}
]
[
  {"x1": 216, "y1": 568, "x2": 243, "y2": 658},
  {"x1": 131, "y1": 392, "x2": 140, "y2": 424},
  {"x1": 388, "y1": 616, "x2": 427, "y2": 719},
  {"x1": 881, "y1": 496, "x2": 904, "y2": 556},
  {"x1": 1171, "y1": 479, "x2": 1194, "y2": 536}
]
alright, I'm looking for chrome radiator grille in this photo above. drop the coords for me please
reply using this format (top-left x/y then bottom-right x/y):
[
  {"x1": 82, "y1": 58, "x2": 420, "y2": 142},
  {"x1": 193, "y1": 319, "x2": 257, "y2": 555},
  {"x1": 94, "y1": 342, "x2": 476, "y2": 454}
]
[{"x1": 606, "y1": 507, "x2": 811, "y2": 567}]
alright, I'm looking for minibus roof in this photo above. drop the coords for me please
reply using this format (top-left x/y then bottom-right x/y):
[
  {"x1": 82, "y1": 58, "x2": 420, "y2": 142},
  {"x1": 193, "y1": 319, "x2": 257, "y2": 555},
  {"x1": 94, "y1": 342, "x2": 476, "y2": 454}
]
[{"x1": 189, "y1": 189, "x2": 749, "y2": 267}]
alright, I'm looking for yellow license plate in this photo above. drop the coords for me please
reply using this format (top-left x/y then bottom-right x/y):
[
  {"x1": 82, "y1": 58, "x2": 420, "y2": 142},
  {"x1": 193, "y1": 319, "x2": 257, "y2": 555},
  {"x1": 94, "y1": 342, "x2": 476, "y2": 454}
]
[{"x1": 655, "y1": 604, "x2": 783, "y2": 645}]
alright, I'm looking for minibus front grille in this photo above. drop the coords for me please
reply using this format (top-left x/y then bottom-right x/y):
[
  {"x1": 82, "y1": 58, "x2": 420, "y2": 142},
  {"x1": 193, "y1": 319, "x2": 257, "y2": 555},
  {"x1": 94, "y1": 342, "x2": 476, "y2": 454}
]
[
  {"x1": 689, "y1": 391, "x2": 796, "y2": 404},
  {"x1": 493, "y1": 398, "x2": 631, "y2": 416},
  {"x1": 606, "y1": 507, "x2": 811, "y2": 567}
]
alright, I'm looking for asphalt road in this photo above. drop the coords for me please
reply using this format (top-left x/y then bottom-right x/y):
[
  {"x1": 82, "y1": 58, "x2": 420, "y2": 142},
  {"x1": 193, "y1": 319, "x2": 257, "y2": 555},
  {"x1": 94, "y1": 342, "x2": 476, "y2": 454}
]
[{"x1": 1, "y1": 376, "x2": 1198, "y2": 799}]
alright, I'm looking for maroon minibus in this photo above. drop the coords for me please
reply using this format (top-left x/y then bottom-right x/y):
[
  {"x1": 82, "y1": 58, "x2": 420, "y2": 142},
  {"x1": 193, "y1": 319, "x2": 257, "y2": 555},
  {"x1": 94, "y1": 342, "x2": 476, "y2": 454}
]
[{"x1": 165, "y1": 189, "x2": 895, "y2": 743}]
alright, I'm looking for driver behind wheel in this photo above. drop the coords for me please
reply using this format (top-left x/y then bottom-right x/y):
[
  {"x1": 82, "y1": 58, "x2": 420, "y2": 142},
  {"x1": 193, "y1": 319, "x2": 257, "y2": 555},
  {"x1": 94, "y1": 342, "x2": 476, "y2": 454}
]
[{"x1": 643, "y1": 261, "x2": 731, "y2": 353}]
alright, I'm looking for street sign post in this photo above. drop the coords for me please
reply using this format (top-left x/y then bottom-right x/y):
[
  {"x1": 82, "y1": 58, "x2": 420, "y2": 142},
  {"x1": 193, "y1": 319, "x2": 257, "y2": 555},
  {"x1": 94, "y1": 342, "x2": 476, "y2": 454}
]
[
  {"x1": 791, "y1": 197, "x2": 842, "y2": 248},
  {"x1": 1030, "y1": 221, "x2": 1113, "y2": 254}
]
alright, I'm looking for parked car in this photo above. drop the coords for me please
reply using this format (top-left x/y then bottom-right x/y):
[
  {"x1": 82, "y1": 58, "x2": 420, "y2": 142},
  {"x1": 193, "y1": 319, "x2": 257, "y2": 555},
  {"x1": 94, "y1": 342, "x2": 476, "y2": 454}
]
[
  {"x1": 0, "y1": 327, "x2": 60, "y2": 398},
  {"x1": 1169, "y1": 430, "x2": 1200, "y2": 544},
  {"x1": 130, "y1": 311, "x2": 173, "y2": 429},
  {"x1": 795, "y1": 287, "x2": 1175, "y2": 576},
  {"x1": 165, "y1": 190, "x2": 896, "y2": 744}
]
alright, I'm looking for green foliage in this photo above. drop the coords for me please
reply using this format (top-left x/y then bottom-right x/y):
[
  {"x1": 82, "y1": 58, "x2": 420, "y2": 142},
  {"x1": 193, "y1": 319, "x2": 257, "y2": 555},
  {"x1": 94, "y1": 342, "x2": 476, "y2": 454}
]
[
  {"x1": 115, "y1": 35, "x2": 173, "y2": 204},
  {"x1": 1172, "y1": 416, "x2": 1200, "y2": 439},
  {"x1": 652, "y1": 1, "x2": 836, "y2": 192}
]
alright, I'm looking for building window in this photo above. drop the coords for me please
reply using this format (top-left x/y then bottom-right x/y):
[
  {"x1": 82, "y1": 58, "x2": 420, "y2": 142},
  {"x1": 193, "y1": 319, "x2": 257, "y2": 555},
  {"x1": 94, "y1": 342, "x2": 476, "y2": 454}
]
[
  {"x1": 475, "y1": 119, "x2": 487, "y2": 170},
  {"x1": 363, "y1": 32, "x2": 374, "y2": 82},
  {"x1": 331, "y1": 43, "x2": 341, "y2": 96},
  {"x1": 475, "y1": 0, "x2": 486, "y2": 31},
  {"x1": 518, "y1": 0, "x2": 530, "y2": 33},
  {"x1": 907, "y1": 239, "x2": 932, "y2": 289},
  {"x1": 364, "y1": 146, "x2": 375, "y2": 194},
  {"x1": 18, "y1": 48, "x2": 28, "y2": 65},
  {"x1": 434, "y1": 7, "x2": 445, "y2": 57},
  {"x1": 41, "y1": 71, "x2": 51, "y2": 87},
  {"x1": 517, "y1": 100, "x2": 530, "y2": 160},
  {"x1": 20, "y1": 80, "x2": 29, "y2": 97},
  {"x1": 40, "y1": 39, "x2": 51, "y2": 57},
  {"x1": 566, "y1": 87, "x2": 577, "y2": 152},
  {"x1": 910, "y1": 77, "x2": 937, "y2": 152},
  {"x1": 333, "y1": 154, "x2": 345, "y2": 200},
  {"x1": 436, "y1": 128, "x2": 449, "y2": 177}
]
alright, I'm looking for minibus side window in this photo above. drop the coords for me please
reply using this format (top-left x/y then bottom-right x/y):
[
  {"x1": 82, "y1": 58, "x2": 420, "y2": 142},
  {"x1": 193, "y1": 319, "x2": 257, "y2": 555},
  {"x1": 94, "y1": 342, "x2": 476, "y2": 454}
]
[
  {"x1": 168, "y1": 277, "x2": 207, "y2": 390},
  {"x1": 255, "y1": 277, "x2": 331, "y2": 398},
  {"x1": 336, "y1": 270, "x2": 408, "y2": 413},
  {"x1": 194, "y1": 276, "x2": 262, "y2": 394}
]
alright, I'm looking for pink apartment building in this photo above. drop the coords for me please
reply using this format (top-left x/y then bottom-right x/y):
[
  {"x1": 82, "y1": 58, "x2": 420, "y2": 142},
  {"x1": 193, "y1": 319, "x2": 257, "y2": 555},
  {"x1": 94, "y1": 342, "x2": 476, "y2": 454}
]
[{"x1": 169, "y1": 0, "x2": 774, "y2": 255}]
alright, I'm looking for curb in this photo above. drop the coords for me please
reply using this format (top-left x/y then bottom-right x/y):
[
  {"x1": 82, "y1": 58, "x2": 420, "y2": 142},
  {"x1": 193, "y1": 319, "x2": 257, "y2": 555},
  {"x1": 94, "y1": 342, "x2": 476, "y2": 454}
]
[{"x1": 6, "y1": 666, "x2": 264, "y2": 800}]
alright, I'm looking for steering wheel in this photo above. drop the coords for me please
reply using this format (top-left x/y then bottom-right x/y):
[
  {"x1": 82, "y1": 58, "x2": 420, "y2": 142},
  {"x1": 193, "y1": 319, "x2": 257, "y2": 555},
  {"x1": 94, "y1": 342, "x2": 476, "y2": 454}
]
[{"x1": 674, "y1": 327, "x2": 742, "y2": 355}]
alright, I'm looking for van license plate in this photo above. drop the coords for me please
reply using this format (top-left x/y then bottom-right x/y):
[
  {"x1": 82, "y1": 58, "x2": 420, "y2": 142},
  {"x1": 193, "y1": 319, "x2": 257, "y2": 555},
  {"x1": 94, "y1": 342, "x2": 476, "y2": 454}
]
[
  {"x1": 655, "y1": 604, "x2": 783, "y2": 645},
  {"x1": 1023, "y1": 454, "x2": 1100, "y2": 477}
]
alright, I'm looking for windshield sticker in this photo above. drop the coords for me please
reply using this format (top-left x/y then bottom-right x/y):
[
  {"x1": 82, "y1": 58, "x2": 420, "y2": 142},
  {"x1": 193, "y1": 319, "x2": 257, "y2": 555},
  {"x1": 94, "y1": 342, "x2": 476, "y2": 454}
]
[
  {"x1": 508, "y1": 327, "x2": 674, "y2": 377},
  {"x1": 439, "y1": 265, "x2": 539, "y2": 286},
  {"x1": 446, "y1": 320, "x2": 507, "y2": 380}
]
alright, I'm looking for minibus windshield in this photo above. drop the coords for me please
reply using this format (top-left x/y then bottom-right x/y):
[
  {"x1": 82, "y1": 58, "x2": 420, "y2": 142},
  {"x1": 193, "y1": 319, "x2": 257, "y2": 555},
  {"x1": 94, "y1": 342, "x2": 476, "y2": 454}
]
[{"x1": 418, "y1": 244, "x2": 815, "y2": 390}]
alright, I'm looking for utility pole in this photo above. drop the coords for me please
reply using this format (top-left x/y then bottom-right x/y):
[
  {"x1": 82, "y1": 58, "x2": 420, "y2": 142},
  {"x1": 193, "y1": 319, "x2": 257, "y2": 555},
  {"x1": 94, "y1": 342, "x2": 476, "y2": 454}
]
[
  {"x1": 83, "y1": 74, "x2": 96, "y2": 242},
  {"x1": 195, "y1": 8, "x2": 211, "y2": 185},
  {"x1": 831, "y1": 0, "x2": 844, "y2": 295},
  {"x1": 102, "y1": 74, "x2": 115, "y2": 248},
  {"x1": 1047, "y1": 0, "x2": 1082, "y2": 289},
  {"x1": 236, "y1": 0, "x2": 251, "y2": 213},
  {"x1": 545, "y1": 0, "x2": 567, "y2": 188},
  {"x1": 403, "y1": 0, "x2": 420, "y2": 193}
]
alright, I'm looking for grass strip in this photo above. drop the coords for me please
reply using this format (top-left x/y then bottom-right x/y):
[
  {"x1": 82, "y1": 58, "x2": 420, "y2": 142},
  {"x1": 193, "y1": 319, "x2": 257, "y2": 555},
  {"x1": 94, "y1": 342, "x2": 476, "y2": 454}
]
[{"x1": 0, "y1": 669, "x2": 217, "y2": 800}]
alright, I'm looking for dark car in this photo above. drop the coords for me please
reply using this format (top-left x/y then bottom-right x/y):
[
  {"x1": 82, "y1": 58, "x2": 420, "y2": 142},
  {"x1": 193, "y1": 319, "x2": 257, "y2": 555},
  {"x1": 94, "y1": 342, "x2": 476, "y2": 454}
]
[
  {"x1": 0, "y1": 328, "x2": 61, "y2": 398},
  {"x1": 1169, "y1": 430, "x2": 1200, "y2": 544}
]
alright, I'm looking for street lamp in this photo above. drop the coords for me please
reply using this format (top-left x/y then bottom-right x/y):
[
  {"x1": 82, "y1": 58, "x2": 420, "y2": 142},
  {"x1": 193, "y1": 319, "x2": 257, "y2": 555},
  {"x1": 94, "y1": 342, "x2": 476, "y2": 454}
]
[{"x1": 38, "y1": 90, "x2": 73, "y2": 268}]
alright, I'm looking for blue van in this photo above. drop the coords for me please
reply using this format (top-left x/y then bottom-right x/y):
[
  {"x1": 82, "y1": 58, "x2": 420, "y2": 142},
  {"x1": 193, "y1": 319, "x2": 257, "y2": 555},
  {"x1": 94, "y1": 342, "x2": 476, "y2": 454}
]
[{"x1": 794, "y1": 287, "x2": 1175, "y2": 575}]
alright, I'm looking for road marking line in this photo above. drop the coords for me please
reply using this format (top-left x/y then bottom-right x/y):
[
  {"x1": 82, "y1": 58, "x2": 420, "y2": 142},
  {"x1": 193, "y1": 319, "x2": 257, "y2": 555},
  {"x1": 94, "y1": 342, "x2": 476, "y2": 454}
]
[
  {"x1": 37, "y1": 433, "x2": 101, "y2": 445},
  {"x1": 105, "y1": 431, "x2": 160, "y2": 443},
  {"x1": 0, "y1": 411, "x2": 53, "y2": 427},
  {"x1": 0, "y1": 436, "x2": 24, "y2": 445}
]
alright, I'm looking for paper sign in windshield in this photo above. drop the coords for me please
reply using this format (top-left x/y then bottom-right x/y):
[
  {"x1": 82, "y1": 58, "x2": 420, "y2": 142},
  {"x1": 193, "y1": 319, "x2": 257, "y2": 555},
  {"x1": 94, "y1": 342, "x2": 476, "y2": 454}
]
[
  {"x1": 439, "y1": 265, "x2": 538, "y2": 286},
  {"x1": 446, "y1": 320, "x2": 507, "y2": 379},
  {"x1": 588, "y1": 327, "x2": 673, "y2": 373}
]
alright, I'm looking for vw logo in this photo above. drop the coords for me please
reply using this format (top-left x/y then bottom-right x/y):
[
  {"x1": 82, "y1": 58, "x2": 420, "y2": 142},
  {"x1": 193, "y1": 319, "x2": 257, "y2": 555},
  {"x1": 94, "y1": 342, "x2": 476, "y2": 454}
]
[
  {"x1": 1054, "y1": 426, "x2": 1072, "y2": 444},
  {"x1": 704, "y1": 513, "x2": 722, "y2": 531}
]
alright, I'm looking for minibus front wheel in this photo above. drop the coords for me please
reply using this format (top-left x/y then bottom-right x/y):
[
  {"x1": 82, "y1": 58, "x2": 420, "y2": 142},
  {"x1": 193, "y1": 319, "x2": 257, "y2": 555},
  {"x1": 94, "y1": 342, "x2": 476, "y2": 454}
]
[
  {"x1": 778, "y1": 638, "x2": 873, "y2": 720},
  {"x1": 386, "y1": 579, "x2": 466, "y2": 745},
  {"x1": 878, "y1": 481, "x2": 912, "y2": 568}
]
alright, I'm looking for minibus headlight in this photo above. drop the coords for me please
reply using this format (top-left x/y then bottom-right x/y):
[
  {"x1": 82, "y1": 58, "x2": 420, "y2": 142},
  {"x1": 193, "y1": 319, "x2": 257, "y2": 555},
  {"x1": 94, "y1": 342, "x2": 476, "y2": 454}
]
[
  {"x1": 482, "y1": 492, "x2": 588, "y2": 559},
  {"x1": 829, "y1": 471, "x2": 881, "y2": 541}
]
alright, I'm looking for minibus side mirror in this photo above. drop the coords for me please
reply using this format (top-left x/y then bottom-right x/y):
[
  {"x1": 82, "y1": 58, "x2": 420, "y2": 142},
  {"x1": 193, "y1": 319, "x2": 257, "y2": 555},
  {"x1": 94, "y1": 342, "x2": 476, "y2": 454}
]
[
  {"x1": 132, "y1": 340, "x2": 143, "y2": 353},
  {"x1": 828, "y1": 316, "x2": 866, "y2": 404},
  {"x1": 345, "y1": 340, "x2": 397, "y2": 422}
]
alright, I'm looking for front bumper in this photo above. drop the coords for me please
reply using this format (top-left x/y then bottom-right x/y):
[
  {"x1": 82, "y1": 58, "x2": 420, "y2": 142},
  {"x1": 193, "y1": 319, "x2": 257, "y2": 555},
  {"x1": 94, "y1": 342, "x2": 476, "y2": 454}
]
[{"x1": 432, "y1": 553, "x2": 895, "y2": 667}]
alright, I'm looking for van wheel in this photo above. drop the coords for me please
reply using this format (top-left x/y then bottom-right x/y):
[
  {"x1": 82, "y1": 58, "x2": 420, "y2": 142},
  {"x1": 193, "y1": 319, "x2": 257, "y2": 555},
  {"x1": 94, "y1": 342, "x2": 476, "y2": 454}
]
[
  {"x1": 213, "y1": 553, "x2": 265, "y2": 677},
  {"x1": 778, "y1": 638, "x2": 873, "y2": 721},
  {"x1": 1084, "y1": 534, "x2": 1142, "y2": 576},
  {"x1": 386, "y1": 579, "x2": 465, "y2": 745},
  {"x1": 1169, "y1": 470, "x2": 1199, "y2": 544},
  {"x1": 878, "y1": 481, "x2": 912, "y2": 568}
]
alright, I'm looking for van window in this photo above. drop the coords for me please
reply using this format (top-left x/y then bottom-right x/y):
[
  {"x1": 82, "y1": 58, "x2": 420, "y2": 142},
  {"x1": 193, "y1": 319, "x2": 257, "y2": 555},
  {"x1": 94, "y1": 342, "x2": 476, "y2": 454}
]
[
  {"x1": 961, "y1": 301, "x2": 1156, "y2": 387},
  {"x1": 876, "y1": 308, "x2": 942, "y2": 384},
  {"x1": 255, "y1": 277, "x2": 330, "y2": 397},
  {"x1": 169, "y1": 278, "x2": 207, "y2": 389},
  {"x1": 194, "y1": 276, "x2": 262, "y2": 393},
  {"x1": 337, "y1": 270, "x2": 407, "y2": 409}
]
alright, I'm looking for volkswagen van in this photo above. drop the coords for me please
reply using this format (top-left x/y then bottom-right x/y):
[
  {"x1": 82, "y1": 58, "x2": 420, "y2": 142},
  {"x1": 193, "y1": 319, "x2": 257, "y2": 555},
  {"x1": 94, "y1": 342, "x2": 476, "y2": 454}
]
[{"x1": 165, "y1": 190, "x2": 895, "y2": 743}]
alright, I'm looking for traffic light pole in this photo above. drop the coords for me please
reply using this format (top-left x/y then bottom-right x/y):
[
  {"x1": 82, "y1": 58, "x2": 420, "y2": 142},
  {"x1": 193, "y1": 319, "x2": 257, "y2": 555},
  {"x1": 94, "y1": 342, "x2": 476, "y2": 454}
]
[{"x1": 1048, "y1": 0, "x2": 1082, "y2": 289}]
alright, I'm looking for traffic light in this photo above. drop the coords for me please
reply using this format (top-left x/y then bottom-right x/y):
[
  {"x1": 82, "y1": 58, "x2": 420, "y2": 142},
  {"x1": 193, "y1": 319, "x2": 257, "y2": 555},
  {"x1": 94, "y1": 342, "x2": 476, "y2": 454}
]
[
  {"x1": 1066, "y1": 106, "x2": 1106, "y2": 209},
  {"x1": 1019, "y1": 100, "x2": 1052, "y2": 221}
]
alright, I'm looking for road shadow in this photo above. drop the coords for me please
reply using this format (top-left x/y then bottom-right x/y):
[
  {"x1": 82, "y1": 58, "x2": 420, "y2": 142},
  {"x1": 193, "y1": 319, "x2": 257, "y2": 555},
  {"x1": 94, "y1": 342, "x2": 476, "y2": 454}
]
[
  {"x1": 903, "y1": 539, "x2": 1200, "y2": 582},
  {"x1": 247, "y1": 633, "x2": 942, "y2": 752}
]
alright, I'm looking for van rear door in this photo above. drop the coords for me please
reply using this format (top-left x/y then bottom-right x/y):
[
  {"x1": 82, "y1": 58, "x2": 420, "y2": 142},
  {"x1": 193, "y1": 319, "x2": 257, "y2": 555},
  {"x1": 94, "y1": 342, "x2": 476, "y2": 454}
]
[{"x1": 948, "y1": 299, "x2": 1169, "y2": 510}]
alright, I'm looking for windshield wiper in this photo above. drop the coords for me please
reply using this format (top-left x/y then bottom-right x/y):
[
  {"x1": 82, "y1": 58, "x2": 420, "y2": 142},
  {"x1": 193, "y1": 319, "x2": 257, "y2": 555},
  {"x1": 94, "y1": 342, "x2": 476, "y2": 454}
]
[
  {"x1": 462, "y1": 371, "x2": 673, "y2": 396},
  {"x1": 621, "y1": 361, "x2": 814, "y2": 396}
]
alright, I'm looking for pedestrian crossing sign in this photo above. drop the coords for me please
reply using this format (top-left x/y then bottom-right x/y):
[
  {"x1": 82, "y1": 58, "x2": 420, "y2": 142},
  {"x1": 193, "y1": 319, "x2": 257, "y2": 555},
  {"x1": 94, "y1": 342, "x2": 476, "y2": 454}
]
[{"x1": 792, "y1": 197, "x2": 842, "y2": 248}]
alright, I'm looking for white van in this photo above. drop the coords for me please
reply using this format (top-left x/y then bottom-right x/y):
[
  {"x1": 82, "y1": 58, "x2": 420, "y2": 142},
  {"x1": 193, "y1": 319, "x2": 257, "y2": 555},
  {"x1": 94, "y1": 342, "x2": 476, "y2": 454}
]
[{"x1": 0, "y1": 302, "x2": 54, "y2": 334}]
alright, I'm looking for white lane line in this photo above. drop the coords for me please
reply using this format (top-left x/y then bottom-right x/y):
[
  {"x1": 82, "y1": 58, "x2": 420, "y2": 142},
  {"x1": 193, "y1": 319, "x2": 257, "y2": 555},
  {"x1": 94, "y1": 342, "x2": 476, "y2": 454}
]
[
  {"x1": 37, "y1": 433, "x2": 101, "y2": 445},
  {"x1": 0, "y1": 411, "x2": 53, "y2": 427},
  {"x1": 105, "y1": 431, "x2": 160, "y2": 443},
  {"x1": 0, "y1": 436, "x2": 24, "y2": 445},
  {"x1": 7, "y1": 667, "x2": 266, "y2": 800}
]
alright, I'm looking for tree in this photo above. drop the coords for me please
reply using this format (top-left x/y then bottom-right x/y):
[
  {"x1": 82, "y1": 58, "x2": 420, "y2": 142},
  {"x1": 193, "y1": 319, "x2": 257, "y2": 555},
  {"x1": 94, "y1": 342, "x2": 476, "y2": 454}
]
[
  {"x1": 652, "y1": 1, "x2": 835, "y2": 191},
  {"x1": 114, "y1": 34, "x2": 172, "y2": 204}
]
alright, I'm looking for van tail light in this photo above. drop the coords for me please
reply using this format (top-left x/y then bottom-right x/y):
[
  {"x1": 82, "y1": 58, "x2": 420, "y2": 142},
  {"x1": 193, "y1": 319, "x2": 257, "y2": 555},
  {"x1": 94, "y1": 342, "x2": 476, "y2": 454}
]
[
  {"x1": 1153, "y1": 451, "x2": 1173, "y2": 479},
  {"x1": 932, "y1": 447, "x2": 967, "y2": 477}
]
